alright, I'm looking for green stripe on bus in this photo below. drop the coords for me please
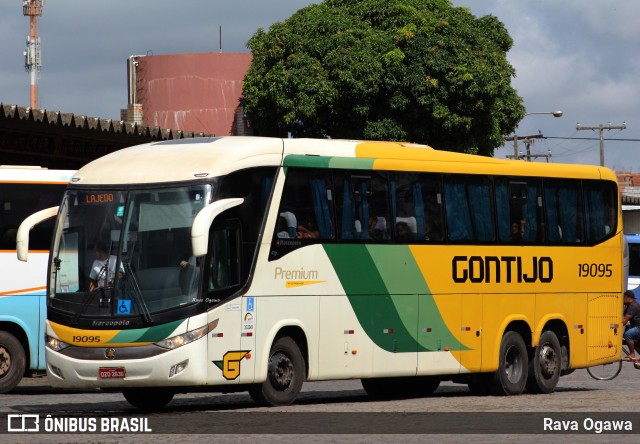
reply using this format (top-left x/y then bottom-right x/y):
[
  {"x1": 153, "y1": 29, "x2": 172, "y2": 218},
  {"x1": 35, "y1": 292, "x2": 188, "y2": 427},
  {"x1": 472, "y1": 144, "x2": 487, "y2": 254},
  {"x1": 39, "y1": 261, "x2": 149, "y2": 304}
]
[
  {"x1": 107, "y1": 319, "x2": 184, "y2": 344},
  {"x1": 323, "y1": 244, "x2": 468, "y2": 352},
  {"x1": 283, "y1": 155, "x2": 332, "y2": 169},
  {"x1": 328, "y1": 158, "x2": 375, "y2": 170},
  {"x1": 283, "y1": 155, "x2": 375, "y2": 170}
]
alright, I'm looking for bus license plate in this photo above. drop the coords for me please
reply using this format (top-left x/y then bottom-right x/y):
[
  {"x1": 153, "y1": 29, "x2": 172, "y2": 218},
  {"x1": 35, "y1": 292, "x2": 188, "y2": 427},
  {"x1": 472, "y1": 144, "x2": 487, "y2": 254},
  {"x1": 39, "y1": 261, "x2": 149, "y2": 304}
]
[{"x1": 99, "y1": 367, "x2": 126, "y2": 379}]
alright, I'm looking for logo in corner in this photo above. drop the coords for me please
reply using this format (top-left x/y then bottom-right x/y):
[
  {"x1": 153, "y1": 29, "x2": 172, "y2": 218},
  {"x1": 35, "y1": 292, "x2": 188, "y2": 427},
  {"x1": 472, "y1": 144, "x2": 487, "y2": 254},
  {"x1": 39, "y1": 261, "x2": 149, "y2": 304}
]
[{"x1": 213, "y1": 350, "x2": 250, "y2": 380}]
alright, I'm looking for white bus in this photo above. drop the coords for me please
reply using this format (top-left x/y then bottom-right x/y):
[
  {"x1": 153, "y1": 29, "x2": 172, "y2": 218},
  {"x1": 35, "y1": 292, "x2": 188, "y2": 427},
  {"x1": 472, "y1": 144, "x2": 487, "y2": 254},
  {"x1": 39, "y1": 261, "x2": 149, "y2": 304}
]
[
  {"x1": 0, "y1": 166, "x2": 73, "y2": 392},
  {"x1": 18, "y1": 137, "x2": 622, "y2": 409}
]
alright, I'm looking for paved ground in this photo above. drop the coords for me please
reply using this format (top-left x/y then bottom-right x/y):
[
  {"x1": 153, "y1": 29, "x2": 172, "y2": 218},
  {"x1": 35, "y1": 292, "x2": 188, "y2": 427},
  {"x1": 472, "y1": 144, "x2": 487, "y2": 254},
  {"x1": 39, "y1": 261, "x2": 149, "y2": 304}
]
[{"x1": 2, "y1": 363, "x2": 640, "y2": 443}]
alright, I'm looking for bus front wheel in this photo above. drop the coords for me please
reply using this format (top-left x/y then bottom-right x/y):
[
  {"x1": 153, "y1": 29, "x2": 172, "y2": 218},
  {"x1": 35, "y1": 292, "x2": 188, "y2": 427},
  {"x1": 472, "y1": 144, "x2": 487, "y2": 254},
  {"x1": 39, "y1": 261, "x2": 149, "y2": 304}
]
[
  {"x1": 0, "y1": 331, "x2": 26, "y2": 394},
  {"x1": 526, "y1": 330, "x2": 561, "y2": 394},
  {"x1": 488, "y1": 331, "x2": 528, "y2": 396},
  {"x1": 249, "y1": 336, "x2": 305, "y2": 407},
  {"x1": 122, "y1": 388, "x2": 174, "y2": 411}
]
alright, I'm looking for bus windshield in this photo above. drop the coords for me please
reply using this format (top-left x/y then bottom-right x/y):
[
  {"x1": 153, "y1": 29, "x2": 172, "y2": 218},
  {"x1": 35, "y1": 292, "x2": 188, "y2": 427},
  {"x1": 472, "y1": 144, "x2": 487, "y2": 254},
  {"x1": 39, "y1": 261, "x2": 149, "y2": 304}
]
[{"x1": 49, "y1": 184, "x2": 212, "y2": 320}]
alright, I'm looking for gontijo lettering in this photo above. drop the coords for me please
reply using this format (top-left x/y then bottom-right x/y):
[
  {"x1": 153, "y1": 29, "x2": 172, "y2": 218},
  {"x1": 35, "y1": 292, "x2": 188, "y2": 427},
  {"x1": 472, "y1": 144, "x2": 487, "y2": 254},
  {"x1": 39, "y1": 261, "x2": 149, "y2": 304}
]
[{"x1": 452, "y1": 255, "x2": 553, "y2": 283}]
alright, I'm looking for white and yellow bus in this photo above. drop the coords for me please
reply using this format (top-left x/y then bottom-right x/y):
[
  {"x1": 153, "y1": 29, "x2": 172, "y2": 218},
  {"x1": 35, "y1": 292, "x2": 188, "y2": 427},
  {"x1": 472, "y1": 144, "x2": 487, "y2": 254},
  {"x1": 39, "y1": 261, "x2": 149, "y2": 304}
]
[{"x1": 18, "y1": 137, "x2": 623, "y2": 409}]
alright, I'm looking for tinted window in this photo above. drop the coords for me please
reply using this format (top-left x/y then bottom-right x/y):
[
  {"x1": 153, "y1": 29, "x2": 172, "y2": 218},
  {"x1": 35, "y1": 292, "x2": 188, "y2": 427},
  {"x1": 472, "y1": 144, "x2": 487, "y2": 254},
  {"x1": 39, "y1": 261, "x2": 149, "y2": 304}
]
[
  {"x1": 0, "y1": 183, "x2": 65, "y2": 250},
  {"x1": 444, "y1": 175, "x2": 495, "y2": 242}
]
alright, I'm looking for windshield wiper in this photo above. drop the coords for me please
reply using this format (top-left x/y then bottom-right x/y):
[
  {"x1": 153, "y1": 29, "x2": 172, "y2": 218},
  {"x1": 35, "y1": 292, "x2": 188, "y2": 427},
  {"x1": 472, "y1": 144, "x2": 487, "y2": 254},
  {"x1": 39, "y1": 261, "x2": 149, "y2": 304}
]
[{"x1": 121, "y1": 256, "x2": 153, "y2": 325}]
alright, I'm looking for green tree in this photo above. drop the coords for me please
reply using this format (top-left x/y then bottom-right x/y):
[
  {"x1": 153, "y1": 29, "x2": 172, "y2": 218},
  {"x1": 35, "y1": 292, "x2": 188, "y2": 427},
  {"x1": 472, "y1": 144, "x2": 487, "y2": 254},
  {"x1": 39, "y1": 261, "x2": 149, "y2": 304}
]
[{"x1": 242, "y1": 0, "x2": 525, "y2": 156}]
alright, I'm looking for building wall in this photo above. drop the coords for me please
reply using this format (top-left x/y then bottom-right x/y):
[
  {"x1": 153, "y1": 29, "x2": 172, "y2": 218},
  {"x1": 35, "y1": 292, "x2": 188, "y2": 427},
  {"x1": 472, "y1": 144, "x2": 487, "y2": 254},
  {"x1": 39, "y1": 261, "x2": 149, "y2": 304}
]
[{"x1": 134, "y1": 53, "x2": 252, "y2": 136}]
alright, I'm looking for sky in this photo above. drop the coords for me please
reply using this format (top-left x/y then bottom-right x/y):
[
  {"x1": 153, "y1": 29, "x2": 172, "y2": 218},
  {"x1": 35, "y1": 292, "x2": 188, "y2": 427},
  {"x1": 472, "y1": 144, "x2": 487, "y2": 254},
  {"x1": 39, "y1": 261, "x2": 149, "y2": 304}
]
[{"x1": 1, "y1": 1, "x2": 639, "y2": 171}]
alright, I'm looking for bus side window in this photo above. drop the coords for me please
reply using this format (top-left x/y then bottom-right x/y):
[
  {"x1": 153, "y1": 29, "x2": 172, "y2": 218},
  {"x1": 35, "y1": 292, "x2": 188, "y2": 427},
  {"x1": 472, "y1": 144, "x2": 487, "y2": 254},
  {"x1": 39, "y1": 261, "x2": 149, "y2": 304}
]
[
  {"x1": 270, "y1": 167, "x2": 334, "y2": 259},
  {"x1": 496, "y1": 179, "x2": 543, "y2": 243},
  {"x1": 336, "y1": 171, "x2": 389, "y2": 242},
  {"x1": 419, "y1": 174, "x2": 444, "y2": 242},
  {"x1": 584, "y1": 180, "x2": 617, "y2": 243},
  {"x1": 444, "y1": 175, "x2": 494, "y2": 242},
  {"x1": 544, "y1": 180, "x2": 583, "y2": 244},
  {"x1": 1, "y1": 183, "x2": 65, "y2": 250},
  {"x1": 390, "y1": 173, "x2": 419, "y2": 242}
]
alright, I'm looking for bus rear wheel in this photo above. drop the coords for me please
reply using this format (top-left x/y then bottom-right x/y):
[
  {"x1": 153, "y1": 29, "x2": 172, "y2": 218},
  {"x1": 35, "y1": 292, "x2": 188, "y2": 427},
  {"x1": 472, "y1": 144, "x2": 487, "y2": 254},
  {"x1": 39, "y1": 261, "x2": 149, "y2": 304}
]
[
  {"x1": 0, "y1": 331, "x2": 26, "y2": 394},
  {"x1": 122, "y1": 388, "x2": 174, "y2": 411},
  {"x1": 488, "y1": 331, "x2": 528, "y2": 396},
  {"x1": 249, "y1": 336, "x2": 305, "y2": 406},
  {"x1": 526, "y1": 330, "x2": 561, "y2": 394}
]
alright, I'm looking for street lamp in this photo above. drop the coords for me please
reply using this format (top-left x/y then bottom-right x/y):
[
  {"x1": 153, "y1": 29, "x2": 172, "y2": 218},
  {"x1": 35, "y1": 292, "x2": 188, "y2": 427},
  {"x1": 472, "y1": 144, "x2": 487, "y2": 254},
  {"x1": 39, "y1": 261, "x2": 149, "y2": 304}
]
[{"x1": 512, "y1": 110, "x2": 563, "y2": 160}]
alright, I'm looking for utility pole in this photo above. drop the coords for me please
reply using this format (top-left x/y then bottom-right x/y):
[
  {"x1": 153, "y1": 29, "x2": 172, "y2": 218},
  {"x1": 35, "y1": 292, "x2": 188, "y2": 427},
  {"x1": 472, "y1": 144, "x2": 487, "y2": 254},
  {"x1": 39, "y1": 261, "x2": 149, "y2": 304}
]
[
  {"x1": 576, "y1": 122, "x2": 626, "y2": 167},
  {"x1": 507, "y1": 110, "x2": 562, "y2": 160},
  {"x1": 505, "y1": 134, "x2": 547, "y2": 161}
]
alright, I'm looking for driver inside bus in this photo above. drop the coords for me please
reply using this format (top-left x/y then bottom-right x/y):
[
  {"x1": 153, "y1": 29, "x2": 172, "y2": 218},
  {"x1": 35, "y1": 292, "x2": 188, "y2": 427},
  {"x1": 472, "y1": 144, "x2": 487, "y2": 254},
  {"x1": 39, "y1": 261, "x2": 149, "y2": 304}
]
[{"x1": 88, "y1": 242, "x2": 121, "y2": 291}]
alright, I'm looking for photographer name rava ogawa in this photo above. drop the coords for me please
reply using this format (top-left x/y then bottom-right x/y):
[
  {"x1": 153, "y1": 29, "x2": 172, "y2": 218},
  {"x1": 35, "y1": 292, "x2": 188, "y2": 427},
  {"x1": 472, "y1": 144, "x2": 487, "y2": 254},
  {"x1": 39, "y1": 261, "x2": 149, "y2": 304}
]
[{"x1": 543, "y1": 417, "x2": 633, "y2": 433}]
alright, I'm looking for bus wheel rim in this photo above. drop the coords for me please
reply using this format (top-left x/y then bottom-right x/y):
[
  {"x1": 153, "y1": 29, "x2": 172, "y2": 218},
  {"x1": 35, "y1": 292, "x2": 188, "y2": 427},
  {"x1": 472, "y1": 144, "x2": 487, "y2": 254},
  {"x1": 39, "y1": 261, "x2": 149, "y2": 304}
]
[
  {"x1": 0, "y1": 347, "x2": 10, "y2": 376},
  {"x1": 505, "y1": 345, "x2": 523, "y2": 383},
  {"x1": 539, "y1": 344, "x2": 558, "y2": 378},
  {"x1": 268, "y1": 351, "x2": 294, "y2": 390}
]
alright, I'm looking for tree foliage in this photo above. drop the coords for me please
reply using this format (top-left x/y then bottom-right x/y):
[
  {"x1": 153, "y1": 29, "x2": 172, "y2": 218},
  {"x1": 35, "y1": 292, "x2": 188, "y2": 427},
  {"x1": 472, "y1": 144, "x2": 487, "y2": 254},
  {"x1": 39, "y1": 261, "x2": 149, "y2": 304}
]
[{"x1": 242, "y1": 0, "x2": 525, "y2": 156}]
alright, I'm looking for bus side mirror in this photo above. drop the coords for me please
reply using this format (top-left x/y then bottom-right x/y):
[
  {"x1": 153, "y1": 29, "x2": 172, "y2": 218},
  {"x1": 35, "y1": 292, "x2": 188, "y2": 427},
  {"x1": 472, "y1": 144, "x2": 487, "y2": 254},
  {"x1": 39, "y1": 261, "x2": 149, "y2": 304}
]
[
  {"x1": 16, "y1": 206, "x2": 59, "y2": 262},
  {"x1": 191, "y1": 198, "x2": 244, "y2": 257}
]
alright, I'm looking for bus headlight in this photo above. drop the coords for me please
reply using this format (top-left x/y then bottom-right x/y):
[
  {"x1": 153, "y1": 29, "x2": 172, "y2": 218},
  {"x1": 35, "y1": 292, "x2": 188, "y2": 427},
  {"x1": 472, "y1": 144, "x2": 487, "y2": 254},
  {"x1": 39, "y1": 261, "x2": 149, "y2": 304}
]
[
  {"x1": 46, "y1": 335, "x2": 71, "y2": 352},
  {"x1": 154, "y1": 324, "x2": 211, "y2": 350}
]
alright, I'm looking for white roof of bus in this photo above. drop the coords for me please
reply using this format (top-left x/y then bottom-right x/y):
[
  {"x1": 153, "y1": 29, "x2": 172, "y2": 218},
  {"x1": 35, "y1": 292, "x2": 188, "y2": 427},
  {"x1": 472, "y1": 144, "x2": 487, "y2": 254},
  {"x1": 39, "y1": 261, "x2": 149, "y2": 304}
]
[
  {"x1": 71, "y1": 137, "x2": 372, "y2": 185},
  {"x1": 70, "y1": 136, "x2": 614, "y2": 185}
]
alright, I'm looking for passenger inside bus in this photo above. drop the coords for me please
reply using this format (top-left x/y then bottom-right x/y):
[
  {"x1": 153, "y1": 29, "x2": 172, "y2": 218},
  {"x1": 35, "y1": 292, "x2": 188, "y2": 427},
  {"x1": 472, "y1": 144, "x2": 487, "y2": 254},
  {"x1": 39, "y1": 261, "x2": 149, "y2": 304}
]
[
  {"x1": 276, "y1": 216, "x2": 291, "y2": 239},
  {"x1": 511, "y1": 219, "x2": 526, "y2": 242},
  {"x1": 279, "y1": 211, "x2": 297, "y2": 238},
  {"x1": 424, "y1": 220, "x2": 441, "y2": 241},
  {"x1": 297, "y1": 216, "x2": 319, "y2": 239},
  {"x1": 368, "y1": 216, "x2": 388, "y2": 241},
  {"x1": 395, "y1": 221, "x2": 413, "y2": 242}
]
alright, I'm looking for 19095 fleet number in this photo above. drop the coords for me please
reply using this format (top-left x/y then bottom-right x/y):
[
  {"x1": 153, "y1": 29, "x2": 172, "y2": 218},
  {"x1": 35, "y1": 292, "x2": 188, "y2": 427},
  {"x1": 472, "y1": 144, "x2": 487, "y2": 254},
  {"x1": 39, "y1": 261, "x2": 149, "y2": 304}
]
[{"x1": 578, "y1": 263, "x2": 612, "y2": 278}]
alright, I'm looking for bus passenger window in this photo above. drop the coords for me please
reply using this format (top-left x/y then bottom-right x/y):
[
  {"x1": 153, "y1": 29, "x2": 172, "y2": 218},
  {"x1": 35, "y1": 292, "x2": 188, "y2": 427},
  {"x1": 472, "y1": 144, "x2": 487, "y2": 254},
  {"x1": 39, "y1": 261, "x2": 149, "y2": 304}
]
[
  {"x1": 270, "y1": 167, "x2": 334, "y2": 259},
  {"x1": 544, "y1": 180, "x2": 583, "y2": 244},
  {"x1": 584, "y1": 181, "x2": 617, "y2": 243},
  {"x1": 336, "y1": 171, "x2": 389, "y2": 242},
  {"x1": 389, "y1": 172, "x2": 443, "y2": 243},
  {"x1": 444, "y1": 175, "x2": 494, "y2": 242},
  {"x1": 496, "y1": 179, "x2": 542, "y2": 244}
]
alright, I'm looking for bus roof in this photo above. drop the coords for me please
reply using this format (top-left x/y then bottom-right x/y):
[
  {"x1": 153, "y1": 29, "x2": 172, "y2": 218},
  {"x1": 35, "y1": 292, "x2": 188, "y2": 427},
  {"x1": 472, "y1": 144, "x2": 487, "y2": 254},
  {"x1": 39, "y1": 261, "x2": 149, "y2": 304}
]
[{"x1": 69, "y1": 136, "x2": 616, "y2": 185}]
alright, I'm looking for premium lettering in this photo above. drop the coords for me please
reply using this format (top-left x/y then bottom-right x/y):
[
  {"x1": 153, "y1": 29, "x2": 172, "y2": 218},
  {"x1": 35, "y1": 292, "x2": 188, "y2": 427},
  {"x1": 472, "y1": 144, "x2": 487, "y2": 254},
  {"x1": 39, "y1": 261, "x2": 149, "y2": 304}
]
[
  {"x1": 274, "y1": 267, "x2": 318, "y2": 280},
  {"x1": 452, "y1": 255, "x2": 553, "y2": 284}
]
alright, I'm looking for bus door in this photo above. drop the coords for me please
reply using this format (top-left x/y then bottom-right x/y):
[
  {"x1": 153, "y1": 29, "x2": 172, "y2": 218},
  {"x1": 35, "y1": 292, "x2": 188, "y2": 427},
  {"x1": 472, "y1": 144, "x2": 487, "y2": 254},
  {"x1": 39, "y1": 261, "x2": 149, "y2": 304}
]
[{"x1": 205, "y1": 221, "x2": 253, "y2": 384}]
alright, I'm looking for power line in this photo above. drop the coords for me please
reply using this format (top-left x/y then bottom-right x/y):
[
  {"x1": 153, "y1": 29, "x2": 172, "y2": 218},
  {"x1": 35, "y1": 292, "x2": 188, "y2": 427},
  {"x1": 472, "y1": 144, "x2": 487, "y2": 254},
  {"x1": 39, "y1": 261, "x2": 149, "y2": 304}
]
[{"x1": 545, "y1": 136, "x2": 640, "y2": 141}]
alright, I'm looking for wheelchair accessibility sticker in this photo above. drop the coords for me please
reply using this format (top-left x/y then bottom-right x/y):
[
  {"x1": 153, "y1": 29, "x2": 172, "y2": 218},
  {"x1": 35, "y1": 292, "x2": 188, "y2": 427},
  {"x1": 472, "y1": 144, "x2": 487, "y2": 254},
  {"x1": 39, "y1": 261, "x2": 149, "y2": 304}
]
[{"x1": 117, "y1": 299, "x2": 131, "y2": 315}]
